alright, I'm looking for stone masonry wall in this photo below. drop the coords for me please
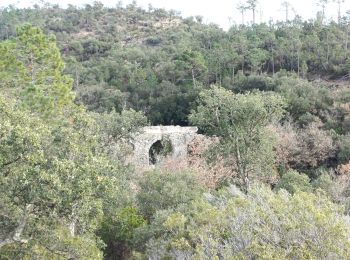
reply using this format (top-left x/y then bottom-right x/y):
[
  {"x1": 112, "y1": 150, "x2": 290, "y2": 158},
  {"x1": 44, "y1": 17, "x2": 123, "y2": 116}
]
[{"x1": 132, "y1": 126, "x2": 198, "y2": 168}]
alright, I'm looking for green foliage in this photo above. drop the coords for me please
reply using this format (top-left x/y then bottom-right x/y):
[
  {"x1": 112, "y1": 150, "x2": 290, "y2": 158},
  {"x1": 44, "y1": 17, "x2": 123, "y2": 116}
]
[
  {"x1": 190, "y1": 86, "x2": 285, "y2": 191},
  {"x1": 92, "y1": 109, "x2": 147, "y2": 163},
  {"x1": 312, "y1": 171, "x2": 333, "y2": 195},
  {"x1": 0, "y1": 24, "x2": 74, "y2": 118},
  {"x1": 2, "y1": 3, "x2": 350, "y2": 258},
  {"x1": 275, "y1": 170, "x2": 313, "y2": 194},
  {"x1": 276, "y1": 77, "x2": 333, "y2": 123},
  {"x1": 96, "y1": 109, "x2": 147, "y2": 142},
  {"x1": 0, "y1": 26, "x2": 134, "y2": 258},
  {"x1": 76, "y1": 84, "x2": 126, "y2": 113},
  {"x1": 190, "y1": 85, "x2": 285, "y2": 137},
  {"x1": 97, "y1": 206, "x2": 146, "y2": 259},
  {"x1": 0, "y1": 93, "x2": 134, "y2": 258},
  {"x1": 232, "y1": 74, "x2": 278, "y2": 92},
  {"x1": 337, "y1": 134, "x2": 350, "y2": 164},
  {"x1": 2, "y1": 226, "x2": 103, "y2": 259},
  {"x1": 0, "y1": 96, "x2": 102, "y2": 257},
  {"x1": 147, "y1": 185, "x2": 350, "y2": 259},
  {"x1": 0, "y1": 4, "x2": 346, "y2": 125},
  {"x1": 136, "y1": 170, "x2": 202, "y2": 221}
]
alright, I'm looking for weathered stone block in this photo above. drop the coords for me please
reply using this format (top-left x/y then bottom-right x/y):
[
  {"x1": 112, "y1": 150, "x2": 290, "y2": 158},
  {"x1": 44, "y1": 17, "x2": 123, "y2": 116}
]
[{"x1": 132, "y1": 126, "x2": 198, "y2": 168}]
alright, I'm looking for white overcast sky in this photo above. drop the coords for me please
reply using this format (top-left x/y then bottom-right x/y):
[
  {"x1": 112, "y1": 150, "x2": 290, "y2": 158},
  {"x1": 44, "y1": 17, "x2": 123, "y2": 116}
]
[{"x1": 1, "y1": 0, "x2": 350, "y2": 30}]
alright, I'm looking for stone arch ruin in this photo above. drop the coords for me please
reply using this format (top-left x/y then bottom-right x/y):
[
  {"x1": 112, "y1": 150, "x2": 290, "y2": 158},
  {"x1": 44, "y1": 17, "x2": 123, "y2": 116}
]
[{"x1": 132, "y1": 126, "x2": 198, "y2": 167}]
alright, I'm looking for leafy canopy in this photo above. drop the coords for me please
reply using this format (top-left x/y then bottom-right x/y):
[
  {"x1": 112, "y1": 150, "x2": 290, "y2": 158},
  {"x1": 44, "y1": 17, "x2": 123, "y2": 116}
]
[
  {"x1": 190, "y1": 86, "x2": 285, "y2": 191},
  {"x1": 0, "y1": 24, "x2": 74, "y2": 117}
]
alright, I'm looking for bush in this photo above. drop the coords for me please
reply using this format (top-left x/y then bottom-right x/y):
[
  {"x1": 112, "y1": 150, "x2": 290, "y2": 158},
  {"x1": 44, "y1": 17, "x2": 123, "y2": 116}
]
[
  {"x1": 146, "y1": 185, "x2": 350, "y2": 259},
  {"x1": 312, "y1": 171, "x2": 333, "y2": 195},
  {"x1": 136, "y1": 170, "x2": 202, "y2": 221},
  {"x1": 337, "y1": 134, "x2": 350, "y2": 164},
  {"x1": 232, "y1": 75, "x2": 277, "y2": 93},
  {"x1": 276, "y1": 77, "x2": 333, "y2": 123},
  {"x1": 275, "y1": 170, "x2": 312, "y2": 194},
  {"x1": 97, "y1": 206, "x2": 146, "y2": 260},
  {"x1": 274, "y1": 122, "x2": 335, "y2": 172}
]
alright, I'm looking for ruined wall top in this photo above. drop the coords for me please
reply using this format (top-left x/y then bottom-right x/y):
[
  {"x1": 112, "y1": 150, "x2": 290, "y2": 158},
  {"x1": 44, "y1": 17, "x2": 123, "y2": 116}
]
[{"x1": 142, "y1": 126, "x2": 198, "y2": 135}]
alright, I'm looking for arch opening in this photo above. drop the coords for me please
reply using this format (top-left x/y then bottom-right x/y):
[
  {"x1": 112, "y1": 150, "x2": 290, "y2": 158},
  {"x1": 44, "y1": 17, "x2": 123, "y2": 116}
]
[{"x1": 149, "y1": 137, "x2": 173, "y2": 165}]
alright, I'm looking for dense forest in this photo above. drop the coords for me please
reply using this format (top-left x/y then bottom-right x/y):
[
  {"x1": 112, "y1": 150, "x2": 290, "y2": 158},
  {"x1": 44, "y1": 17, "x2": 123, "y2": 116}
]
[{"x1": 2, "y1": 1, "x2": 350, "y2": 259}]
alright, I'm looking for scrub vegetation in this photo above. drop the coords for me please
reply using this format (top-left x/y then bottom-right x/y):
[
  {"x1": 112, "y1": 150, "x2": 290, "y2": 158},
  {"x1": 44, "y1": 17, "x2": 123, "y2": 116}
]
[{"x1": 2, "y1": 1, "x2": 350, "y2": 259}]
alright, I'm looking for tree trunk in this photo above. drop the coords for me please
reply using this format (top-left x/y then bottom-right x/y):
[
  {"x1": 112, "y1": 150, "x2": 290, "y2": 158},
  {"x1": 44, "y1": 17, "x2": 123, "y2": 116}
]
[
  {"x1": 271, "y1": 48, "x2": 275, "y2": 76},
  {"x1": 242, "y1": 57, "x2": 245, "y2": 75},
  {"x1": 232, "y1": 66, "x2": 235, "y2": 84},
  {"x1": 234, "y1": 139, "x2": 249, "y2": 194},
  {"x1": 192, "y1": 68, "x2": 196, "y2": 87},
  {"x1": 253, "y1": 9, "x2": 256, "y2": 24},
  {"x1": 74, "y1": 69, "x2": 80, "y2": 90},
  {"x1": 326, "y1": 32, "x2": 330, "y2": 64},
  {"x1": 345, "y1": 24, "x2": 348, "y2": 60},
  {"x1": 322, "y1": 7, "x2": 325, "y2": 25},
  {"x1": 0, "y1": 204, "x2": 33, "y2": 249},
  {"x1": 338, "y1": 0, "x2": 341, "y2": 24},
  {"x1": 297, "y1": 50, "x2": 300, "y2": 78},
  {"x1": 69, "y1": 203, "x2": 78, "y2": 236}
]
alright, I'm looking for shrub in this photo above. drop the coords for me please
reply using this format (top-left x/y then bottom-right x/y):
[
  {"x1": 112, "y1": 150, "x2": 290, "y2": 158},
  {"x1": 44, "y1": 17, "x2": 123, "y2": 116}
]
[
  {"x1": 136, "y1": 170, "x2": 202, "y2": 221},
  {"x1": 97, "y1": 206, "x2": 146, "y2": 260},
  {"x1": 337, "y1": 134, "x2": 350, "y2": 164},
  {"x1": 275, "y1": 170, "x2": 312, "y2": 194},
  {"x1": 146, "y1": 185, "x2": 350, "y2": 259},
  {"x1": 232, "y1": 75, "x2": 277, "y2": 93}
]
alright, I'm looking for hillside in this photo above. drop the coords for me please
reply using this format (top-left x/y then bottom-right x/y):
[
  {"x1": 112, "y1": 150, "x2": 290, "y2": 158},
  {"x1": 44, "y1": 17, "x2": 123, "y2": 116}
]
[
  {"x1": 2, "y1": 2, "x2": 350, "y2": 125},
  {"x1": 2, "y1": 2, "x2": 350, "y2": 259}
]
